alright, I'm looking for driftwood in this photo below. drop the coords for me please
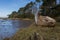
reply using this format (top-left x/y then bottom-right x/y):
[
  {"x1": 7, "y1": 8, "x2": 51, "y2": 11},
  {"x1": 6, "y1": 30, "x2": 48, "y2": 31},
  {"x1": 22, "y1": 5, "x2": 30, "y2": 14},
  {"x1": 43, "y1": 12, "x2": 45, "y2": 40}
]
[{"x1": 35, "y1": 15, "x2": 56, "y2": 27}]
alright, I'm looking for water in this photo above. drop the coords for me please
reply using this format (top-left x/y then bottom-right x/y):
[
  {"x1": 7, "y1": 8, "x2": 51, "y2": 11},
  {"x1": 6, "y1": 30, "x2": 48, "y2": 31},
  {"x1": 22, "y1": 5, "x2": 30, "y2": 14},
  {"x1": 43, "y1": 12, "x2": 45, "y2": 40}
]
[{"x1": 0, "y1": 19, "x2": 32, "y2": 40}]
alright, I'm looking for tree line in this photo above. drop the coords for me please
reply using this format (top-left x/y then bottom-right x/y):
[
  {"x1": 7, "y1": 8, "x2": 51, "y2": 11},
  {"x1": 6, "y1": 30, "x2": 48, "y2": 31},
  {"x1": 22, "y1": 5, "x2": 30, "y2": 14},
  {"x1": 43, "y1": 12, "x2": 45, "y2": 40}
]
[{"x1": 8, "y1": 0, "x2": 60, "y2": 19}]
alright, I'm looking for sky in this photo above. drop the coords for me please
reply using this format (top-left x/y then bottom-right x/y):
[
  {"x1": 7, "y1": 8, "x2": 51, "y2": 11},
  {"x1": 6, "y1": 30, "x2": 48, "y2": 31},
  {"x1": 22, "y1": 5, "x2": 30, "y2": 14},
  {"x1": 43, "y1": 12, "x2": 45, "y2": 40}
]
[{"x1": 0, "y1": 0, "x2": 35, "y2": 18}]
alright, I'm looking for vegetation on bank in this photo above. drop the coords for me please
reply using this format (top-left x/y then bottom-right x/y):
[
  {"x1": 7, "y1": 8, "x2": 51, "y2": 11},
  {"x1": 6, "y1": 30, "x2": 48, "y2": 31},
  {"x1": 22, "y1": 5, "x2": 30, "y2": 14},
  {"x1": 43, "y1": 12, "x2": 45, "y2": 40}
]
[{"x1": 4, "y1": 22, "x2": 60, "y2": 40}]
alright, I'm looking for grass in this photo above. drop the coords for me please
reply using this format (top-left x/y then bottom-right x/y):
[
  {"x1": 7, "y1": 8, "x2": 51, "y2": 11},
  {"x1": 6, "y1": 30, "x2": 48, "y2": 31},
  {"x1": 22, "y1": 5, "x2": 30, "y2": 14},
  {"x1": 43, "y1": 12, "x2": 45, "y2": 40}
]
[{"x1": 4, "y1": 22, "x2": 60, "y2": 40}]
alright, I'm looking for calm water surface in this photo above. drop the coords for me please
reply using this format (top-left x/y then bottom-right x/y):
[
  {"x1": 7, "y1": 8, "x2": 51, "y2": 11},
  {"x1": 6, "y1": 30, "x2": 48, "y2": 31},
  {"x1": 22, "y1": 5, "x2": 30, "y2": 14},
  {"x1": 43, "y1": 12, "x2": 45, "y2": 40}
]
[{"x1": 0, "y1": 19, "x2": 32, "y2": 40}]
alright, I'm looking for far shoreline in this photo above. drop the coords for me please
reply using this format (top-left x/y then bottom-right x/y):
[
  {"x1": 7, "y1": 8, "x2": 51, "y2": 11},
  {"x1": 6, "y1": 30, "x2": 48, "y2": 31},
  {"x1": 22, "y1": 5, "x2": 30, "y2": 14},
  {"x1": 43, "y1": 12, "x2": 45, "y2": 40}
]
[{"x1": 0, "y1": 18, "x2": 33, "y2": 20}]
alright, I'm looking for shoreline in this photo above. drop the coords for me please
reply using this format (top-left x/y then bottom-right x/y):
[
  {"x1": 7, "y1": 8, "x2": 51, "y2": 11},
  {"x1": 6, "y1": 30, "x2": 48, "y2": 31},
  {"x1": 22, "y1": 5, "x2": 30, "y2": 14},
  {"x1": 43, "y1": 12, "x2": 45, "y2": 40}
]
[{"x1": 0, "y1": 18, "x2": 33, "y2": 20}]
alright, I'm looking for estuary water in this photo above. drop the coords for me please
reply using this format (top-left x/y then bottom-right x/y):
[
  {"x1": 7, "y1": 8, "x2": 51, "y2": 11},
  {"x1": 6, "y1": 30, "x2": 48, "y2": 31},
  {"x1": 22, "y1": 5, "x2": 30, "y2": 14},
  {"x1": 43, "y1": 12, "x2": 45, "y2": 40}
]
[{"x1": 0, "y1": 19, "x2": 32, "y2": 40}]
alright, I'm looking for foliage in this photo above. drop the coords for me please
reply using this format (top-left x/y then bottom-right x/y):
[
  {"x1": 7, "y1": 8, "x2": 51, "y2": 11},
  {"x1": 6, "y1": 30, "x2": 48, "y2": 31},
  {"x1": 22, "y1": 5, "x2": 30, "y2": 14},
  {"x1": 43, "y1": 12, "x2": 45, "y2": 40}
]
[
  {"x1": 8, "y1": 11, "x2": 19, "y2": 18},
  {"x1": 40, "y1": 0, "x2": 60, "y2": 18},
  {"x1": 8, "y1": 0, "x2": 60, "y2": 19}
]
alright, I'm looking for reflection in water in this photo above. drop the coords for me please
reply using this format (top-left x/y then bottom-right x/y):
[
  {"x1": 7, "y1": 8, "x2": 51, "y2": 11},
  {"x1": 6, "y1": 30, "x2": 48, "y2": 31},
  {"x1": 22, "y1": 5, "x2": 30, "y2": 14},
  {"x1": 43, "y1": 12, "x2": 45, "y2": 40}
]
[{"x1": 0, "y1": 19, "x2": 32, "y2": 40}]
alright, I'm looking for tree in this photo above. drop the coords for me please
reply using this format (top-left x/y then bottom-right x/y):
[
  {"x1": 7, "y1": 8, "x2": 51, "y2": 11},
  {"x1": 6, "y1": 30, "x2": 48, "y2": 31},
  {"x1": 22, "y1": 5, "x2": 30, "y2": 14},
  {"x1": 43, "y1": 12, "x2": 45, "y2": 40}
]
[
  {"x1": 8, "y1": 11, "x2": 19, "y2": 18},
  {"x1": 40, "y1": 0, "x2": 56, "y2": 16},
  {"x1": 18, "y1": 7, "x2": 26, "y2": 18}
]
